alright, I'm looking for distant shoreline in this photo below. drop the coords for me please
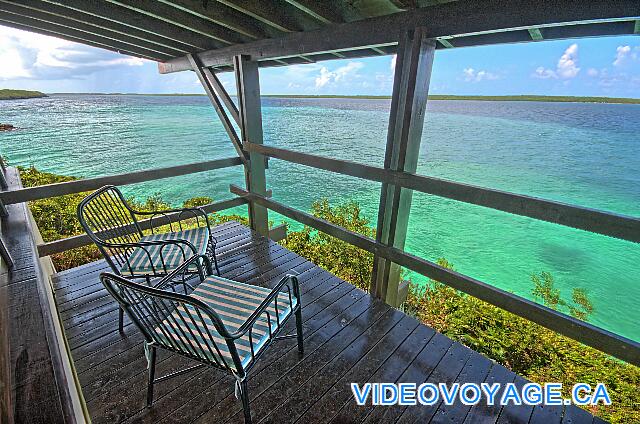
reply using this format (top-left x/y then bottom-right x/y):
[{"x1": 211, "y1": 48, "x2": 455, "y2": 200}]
[
  {"x1": 46, "y1": 93, "x2": 640, "y2": 104},
  {"x1": 0, "y1": 89, "x2": 48, "y2": 100}
]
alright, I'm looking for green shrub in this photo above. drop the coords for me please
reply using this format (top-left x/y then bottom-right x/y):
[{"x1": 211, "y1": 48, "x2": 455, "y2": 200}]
[
  {"x1": 19, "y1": 166, "x2": 243, "y2": 270},
  {"x1": 20, "y1": 166, "x2": 103, "y2": 269},
  {"x1": 282, "y1": 199, "x2": 375, "y2": 289}
]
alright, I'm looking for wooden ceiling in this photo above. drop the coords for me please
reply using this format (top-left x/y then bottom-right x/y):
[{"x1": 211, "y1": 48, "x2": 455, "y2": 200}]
[{"x1": 0, "y1": 0, "x2": 638, "y2": 73}]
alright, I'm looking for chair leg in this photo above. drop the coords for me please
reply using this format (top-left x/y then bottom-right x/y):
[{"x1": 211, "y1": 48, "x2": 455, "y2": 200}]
[
  {"x1": 146, "y1": 345, "x2": 157, "y2": 408},
  {"x1": 240, "y1": 380, "x2": 252, "y2": 424},
  {"x1": 213, "y1": 248, "x2": 221, "y2": 276},
  {"x1": 118, "y1": 306, "x2": 124, "y2": 333},
  {"x1": 295, "y1": 307, "x2": 304, "y2": 355}
]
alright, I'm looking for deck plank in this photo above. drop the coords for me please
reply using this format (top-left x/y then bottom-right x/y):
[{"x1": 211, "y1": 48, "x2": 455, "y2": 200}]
[
  {"x1": 268, "y1": 313, "x2": 421, "y2": 422},
  {"x1": 463, "y1": 362, "x2": 516, "y2": 424},
  {"x1": 395, "y1": 342, "x2": 474, "y2": 423},
  {"x1": 430, "y1": 354, "x2": 494, "y2": 423},
  {"x1": 496, "y1": 376, "x2": 535, "y2": 423},
  {"x1": 362, "y1": 332, "x2": 454, "y2": 423},
  {"x1": 328, "y1": 324, "x2": 436, "y2": 423},
  {"x1": 243, "y1": 307, "x2": 405, "y2": 424}
]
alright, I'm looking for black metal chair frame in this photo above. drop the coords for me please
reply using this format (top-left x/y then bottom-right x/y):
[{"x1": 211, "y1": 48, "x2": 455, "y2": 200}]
[
  {"x1": 77, "y1": 185, "x2": 220, "y2": 331},
  {"x1": 100, "y1": 255, "x2": 303, "y2": 424}
]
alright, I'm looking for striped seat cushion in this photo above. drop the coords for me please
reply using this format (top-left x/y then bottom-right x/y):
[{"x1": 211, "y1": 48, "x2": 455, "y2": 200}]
[
  {"x1": 120, "y1": 227, "x2": 209, "y2": 276},
  {"x1": 154, "y1": 275, "x2": 297, "y2": 371}
]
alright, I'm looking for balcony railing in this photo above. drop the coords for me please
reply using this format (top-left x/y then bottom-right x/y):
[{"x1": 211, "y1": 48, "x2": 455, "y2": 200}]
[{"x1": 1, "y1": 150, "x2": 638, "y2": 367}]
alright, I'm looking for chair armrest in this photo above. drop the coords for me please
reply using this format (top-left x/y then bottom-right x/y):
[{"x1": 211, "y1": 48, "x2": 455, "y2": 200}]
[{"x1": 230, "y1": 274, "x2": 301, "y2": 339}]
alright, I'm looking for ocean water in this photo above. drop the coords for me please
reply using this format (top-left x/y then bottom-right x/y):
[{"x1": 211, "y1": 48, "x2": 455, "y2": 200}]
[{"x1": 1, "y1": 94, "x2": 638, "y2": 341}]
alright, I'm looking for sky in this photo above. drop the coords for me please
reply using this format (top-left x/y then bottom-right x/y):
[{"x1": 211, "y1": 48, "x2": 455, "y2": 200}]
[{"x1": 1, "y1": 25, "x2": 640, "y2": 97}]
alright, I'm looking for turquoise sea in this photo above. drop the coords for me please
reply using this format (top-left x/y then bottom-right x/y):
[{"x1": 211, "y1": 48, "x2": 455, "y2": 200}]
[{"x1": 1, "y1": 94, "x2": 638, "y2": 341}]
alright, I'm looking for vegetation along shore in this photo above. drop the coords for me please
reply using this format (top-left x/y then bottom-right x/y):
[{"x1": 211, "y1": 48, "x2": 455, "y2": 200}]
[
  {"x1": 0, "y1": 89, "x2": 47, "y2": 100},
  {"x1": 19, "y1": 165, "x2": 640, "y2": 423},
  {"x1": 43, "y1": 92, "x2": 640, "y2": 104}
]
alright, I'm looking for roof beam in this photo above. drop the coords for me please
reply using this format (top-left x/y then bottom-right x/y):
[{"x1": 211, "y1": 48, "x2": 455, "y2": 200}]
[
  {"x1": 1, "y1": 0, "x2": 190, "y2": 54},
  {"x1": 386, "y1": 0, "x2": 417, "y2": 10},
  {"x1": 157, "y1": 0, "x2": 271, "y2": 39},
  {"x1": 215, "y1": 0, "x2": 323, "y2": 32},
  {"x1": 284, "y1": 0, "x2": 347, "y2": 24},
  {"x1": 528, "y1": 27, "x2": 544, "y2": 40},
  {"x1": 284, "y1": 0, "x2": 388, "y2": 62},
  {"x1": 0, "y1": 2, "x2": 179, "y2": 57},
  {"x1": 350, "y1": 0, "x2": 403, "y2": 18},
  {"x1": 105, "y1": 0, "x2": 247, "y2": 45},
  {"x1": 438, "y1": 38, "x2": 454, "y2": 48},
  {"x1": 40, "y1": 0, "x2": 220, "y2": 50},
  {"x1": 0, "y1": 18, "x2": 160, "y2": 60},
  {"x1": 159, "y1": 0, "x2": 640, "y2": 73},
  {"x1": 285, "y1": 0, "x2": 385, "y2": 58},
  {"x1": 451, "y1": 20, "x2": 638, "y2": 48}
]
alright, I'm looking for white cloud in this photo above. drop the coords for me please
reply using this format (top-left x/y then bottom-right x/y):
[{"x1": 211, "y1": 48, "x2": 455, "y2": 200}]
[
  {"x1": 315, "y1": 67, "x2": 332, "y2": 88},
  {"x1": 0, "y1": 26, "x2": 145, "y2": 82},
  {"x1": 390, "y1": 55, "x2": 397, "y2": 72},
  {"x1": 533, "y1": 66, "x2": 557, "y2": 79},
  {"x1": 314, "y1": 61, "x2": 364, "y2": 88},
  {"x1": 613, "y1": 45, "x2": 631, "y2": 66},
  {"x1": 557, "y1": 43, "x2": 580, "y2": 78},
  {"x1": 462, "y1": 67, "x2": 499, "y2": 82},
  {"x1": 611, "y1": 45, "x2": 640, "y2": 67},
  {"x1": 533, "y1": 43, "x2": 580, "y2": 80},
  {"x1": 587, "y1": 68, "x2": 599, "y2": 77}
]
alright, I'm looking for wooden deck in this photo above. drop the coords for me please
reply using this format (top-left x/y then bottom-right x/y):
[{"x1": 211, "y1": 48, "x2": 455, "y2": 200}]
[{"x1": 51, "y1": 221, "x2": 598, "y2": 424}]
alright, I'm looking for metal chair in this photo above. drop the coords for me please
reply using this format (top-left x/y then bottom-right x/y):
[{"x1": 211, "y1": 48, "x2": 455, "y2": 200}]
[
  {"x1": 100, "y1": 255, "x2": 303, "y2": 424},
  {"x1": 77, "y1": 185, "x2": 220, "y2": 331}
]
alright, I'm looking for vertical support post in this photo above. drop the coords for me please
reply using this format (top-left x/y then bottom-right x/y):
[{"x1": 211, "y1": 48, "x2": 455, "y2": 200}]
[
  {"x1": 234, "y1": 55, "x2": 269, "y2": 237},
  {"x1": 371, "y1": 28, "x2": 436, "y2": 307},
  {"x1": 0, "y1": 166, "x2": 8, "y2": 218},
  {"x1": 0, "y1": 170, "x2": 7, "y2": 191},
  {"x1": 0, "y1": 237, "x2": 12, "y2": 269}
]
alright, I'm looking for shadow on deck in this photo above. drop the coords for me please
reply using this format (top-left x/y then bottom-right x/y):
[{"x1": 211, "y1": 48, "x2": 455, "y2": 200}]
[{"x1": 51, "y1": 221, "x2": 597, "y2": 424}]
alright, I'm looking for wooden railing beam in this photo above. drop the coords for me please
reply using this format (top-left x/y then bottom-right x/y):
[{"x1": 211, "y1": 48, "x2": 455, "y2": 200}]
[
  {"x1": 36, "y1": 197, "x2": 247, "y2": 257},
  {"x1": 244, "y1": 142, "x2": 640, "y2": 244},
  {"x1": 0, "y1": 157, "x2": 243, "y2": 205},
  {"x1": 230, "y1": 184, "x2": 640, "y2": 366}
]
